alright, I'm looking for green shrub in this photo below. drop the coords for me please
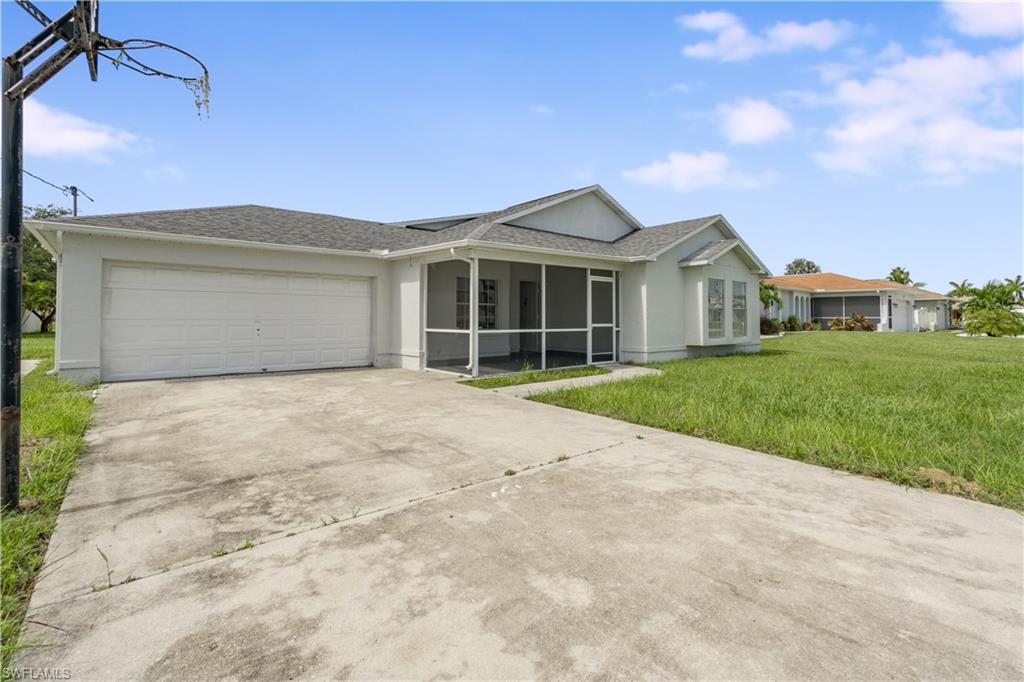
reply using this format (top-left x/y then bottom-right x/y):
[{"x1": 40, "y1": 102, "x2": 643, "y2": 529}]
[
  {"x1": 964, "y1": 307, "x2": 1024, "y2": 337},
  {"x1": 760, "y1": 316, "x2": 782, "y2": 335},
  {"x1": 784, "y1": 315, "x2": 801, "y2": 332},
  {"x1": 829, "y1": 314, "x2": 874, "y2": 332}
]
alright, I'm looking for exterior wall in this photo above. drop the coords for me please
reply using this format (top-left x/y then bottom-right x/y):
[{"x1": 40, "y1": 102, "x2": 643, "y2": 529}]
[
  {"x1": 617, "y1": 262, "x2": 647, "y2": 358},
  {"x1": 509, "y1": 193, "x2": 633, "y2": 242},
  {"x1": 623, "y1": 229, "x2": 759, "y2": 363},
  {"x1": 53, "y1": 233, "x2": 392, "y2": 383},
  {"x1": 887, "y1": 292, "x2": 916, "y2": 332},
  {"x1": 914, "y1": 300, "x2": 949, "y2": 331},
  {"x1": 387, "y1": 258, "x2": 423, "y2": 370}
]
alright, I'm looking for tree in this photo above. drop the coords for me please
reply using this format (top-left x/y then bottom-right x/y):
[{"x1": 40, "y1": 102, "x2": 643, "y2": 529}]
[
  {"x1": 887, "y1": 266, "x2": 911, "y2": 285},
  {"x1": 759, "y1": 281, "x2": 782, "y2": 313},
  {"x1": 947, "y1": 279, "x2": 973, "y2": 297},
  {"x1": 1004, "y1": 275, "x2": 1024, "y2": 305},
  {"x1": 21, "y1": 204, "x2": 70, "y2": 333},
  {"x1": 964, "y1": 280, "x2": 1016, "y2": 312},
  {"x1": 784, "y1": 258, "x2": 821, "y2": 275}
]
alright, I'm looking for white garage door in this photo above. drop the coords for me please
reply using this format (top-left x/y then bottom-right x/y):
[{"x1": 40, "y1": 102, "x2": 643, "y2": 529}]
[{"x1": 101, "y1": 262, "x2": 372, "y2": 381}]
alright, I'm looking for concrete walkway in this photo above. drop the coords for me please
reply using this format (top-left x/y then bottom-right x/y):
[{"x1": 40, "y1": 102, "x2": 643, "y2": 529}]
[
  {"x1": 490, "y1": 363, "x2": 661, "y2": 398},
  {"x1": 16, "y1": 368, "x2": 1023, "y2": 679},
  {"x1": 20, "y1": 358, "x2": 40, "y2": 375}
]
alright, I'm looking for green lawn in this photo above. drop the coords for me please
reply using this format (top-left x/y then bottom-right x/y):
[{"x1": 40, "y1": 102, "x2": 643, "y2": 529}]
[
  {"x1": 463, "y1": 364, "x2": 610, "y2": 389},
  {"x1": 532, "y1": 332, "x2": 1024, "y2": 510},
  {"x1": 21, "y1": 332, "x2": 55, "y2": 360},
  {"x1": 1, "y1": 334, "x2": 94, "y2": 669}
]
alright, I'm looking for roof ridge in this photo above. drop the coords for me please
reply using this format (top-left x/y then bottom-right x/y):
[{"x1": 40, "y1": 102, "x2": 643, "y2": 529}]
[
  {"x1": 46, "y1": 203, "x2": 261, "y2": 222},
  {"x1": 646, "y1": 214, "x2": 722, "y2": 230}
]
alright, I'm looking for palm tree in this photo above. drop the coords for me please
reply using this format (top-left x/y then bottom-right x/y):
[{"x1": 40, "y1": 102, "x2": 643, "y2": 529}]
[
  {"x1": 1004, "y1": 275, "x2": 1024, "y2": 304},
  {"x1": 911, "y1": 280, "x2": 926, "y2": 289},
  {"x1": 947, "y1": 279, "x2": 973, "y2": 297},
  {"x1": 887, "y1": 266, "x2": 911, "y2": 285}
]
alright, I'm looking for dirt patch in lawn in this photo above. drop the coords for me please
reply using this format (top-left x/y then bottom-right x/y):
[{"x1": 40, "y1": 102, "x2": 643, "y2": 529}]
[{"x1": 916, "y1": 467, "x2": 985, "y2": 501}]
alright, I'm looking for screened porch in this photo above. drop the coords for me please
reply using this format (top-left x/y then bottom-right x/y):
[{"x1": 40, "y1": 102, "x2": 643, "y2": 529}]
[{"x1": 423, "y1": 259, "x2": 620, "y2": 376}]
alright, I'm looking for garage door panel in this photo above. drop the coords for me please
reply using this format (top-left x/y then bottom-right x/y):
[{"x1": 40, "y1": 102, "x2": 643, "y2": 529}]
[
  {"x1": 226, "y1": 323, "x2": 257, "y2": 341},
  {"x1": 107, "y1": 265, "x2": 147, "y2": 286},
  {"x1": 226, "y1": 351, "x2": 259, "y2": 371},
  {"x1": 150, "y1": 324, "x2": 188, "y2": 345},
  {"x1": 186, "y1": 324, "x2": 224, "y2": 343},
  {"x1": 103, "y1": 321, "x2": 148, "y2": 346},
  {"x1": 260, "y1": 324, "x2": 288, "y2": 341},
  {"x1": 291, "y1": 324, "x2": 318, "y2": 341},
  {"x1": 190, "y1": 353, "x2": 224, "y2": 371},
  {"x1": 151, "y1": 353, "x2": 190, "y2": 373},
  {"x1": 102, "y1": 263, "x2": 373, "y2": 381}
]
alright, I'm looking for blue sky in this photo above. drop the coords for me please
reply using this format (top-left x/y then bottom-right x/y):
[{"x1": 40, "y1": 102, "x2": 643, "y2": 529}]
[{"x1": 6, "y1": 1, "x2": 1022, "y2": 289}]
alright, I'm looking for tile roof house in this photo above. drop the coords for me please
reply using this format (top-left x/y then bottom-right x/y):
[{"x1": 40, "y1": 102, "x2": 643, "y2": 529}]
[
  {"x1": 762, "y1": 273, "x2": 952, "y2": 332},
  {"x1": 29, "y1": 185, "x2": 770, "y2": 383}
]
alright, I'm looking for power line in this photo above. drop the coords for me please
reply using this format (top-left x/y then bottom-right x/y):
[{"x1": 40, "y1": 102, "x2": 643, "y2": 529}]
[{"x1": 23, "y1": 168, "x2": 94, "y2": 215}]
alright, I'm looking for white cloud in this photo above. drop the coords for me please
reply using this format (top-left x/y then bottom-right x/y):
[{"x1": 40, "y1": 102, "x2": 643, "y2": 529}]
[
  {"x1": 528, "y1": 104, "x2": 553, "y2": 115},
  {"x1": 24, "y1": 100, "x2": 138, "y2": 161},
  {"x1": 718, "y1": 99, "x2": 794, "y2": 144},
  {"x1": 814, "y1": 43, "x2": 1024, "y2": 180},
  {"x1": 677, "y1": 11, "x2": 852, "y2": 62},
  {"x1": 144, "y1": 164, "x2": 185, "y2": 181},
  {"x1": 944, "y1": 1, "x2": 1024, "y2": 38},
  {"x1": 764, "y1": 20, "x2": 851, "y2": 51},
  {"x1": 622, "y1": 151, "x2": 767, "y2": 192}
]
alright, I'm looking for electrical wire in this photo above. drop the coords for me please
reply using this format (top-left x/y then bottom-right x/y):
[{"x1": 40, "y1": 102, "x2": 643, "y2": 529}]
[{"x1": 23, "y1": 169, "x2": 94, "y2": 202}]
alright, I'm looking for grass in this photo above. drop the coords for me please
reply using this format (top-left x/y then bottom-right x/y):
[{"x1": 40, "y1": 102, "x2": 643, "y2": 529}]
[
  {"x1": 462, "y1": 364, "x2": 610, "y2": 389},
  {"x1": 531, "y1": 332, "x2": 1024, "y2": 510},
  {"x1": 1, "y1": 334, "x2": 94, "y2": 670},
  {"x1": 20, "y1": 332, "x2": 55, "y2": 360}
]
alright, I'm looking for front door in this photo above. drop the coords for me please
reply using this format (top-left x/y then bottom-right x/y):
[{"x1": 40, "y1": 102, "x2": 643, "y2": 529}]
[
  {"x1": 519, "y1": 281, "x2": 540, "y2": 353},
  {"x1": 589, "y1": 275, "x2": 615, "y2": 363}
]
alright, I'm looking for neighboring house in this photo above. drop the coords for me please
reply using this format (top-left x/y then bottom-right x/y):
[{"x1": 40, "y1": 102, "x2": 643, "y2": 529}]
[
  {"x1": 22, "y1": 310, "x2": 42, "y2": 333},
  {"x1": 762, "y1": 273, "x2": 952, "y2": 332},
  {"x1": 27, "y1": 185, "x2": 770, "y2": 383}
]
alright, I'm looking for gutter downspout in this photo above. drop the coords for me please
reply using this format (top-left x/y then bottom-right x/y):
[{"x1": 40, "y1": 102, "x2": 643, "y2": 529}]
[{"x1": 449, "y1": 248, "x2": 479, "y2": 377}]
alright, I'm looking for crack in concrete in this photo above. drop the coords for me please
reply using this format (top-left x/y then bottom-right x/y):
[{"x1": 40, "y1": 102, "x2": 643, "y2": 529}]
[{"x1": 29, "y1": 438, "x2": 634, "y2": 611}]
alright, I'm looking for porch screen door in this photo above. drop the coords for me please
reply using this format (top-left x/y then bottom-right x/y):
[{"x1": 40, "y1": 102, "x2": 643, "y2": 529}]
[{"x1": 589, "y1": 275, "x2": 615, "y2": 363}]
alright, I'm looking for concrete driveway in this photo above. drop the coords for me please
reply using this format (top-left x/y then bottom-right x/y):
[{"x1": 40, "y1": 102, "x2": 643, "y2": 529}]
[{"x1": 17, "y1": 369, "x2": 1023, "y2": 679}]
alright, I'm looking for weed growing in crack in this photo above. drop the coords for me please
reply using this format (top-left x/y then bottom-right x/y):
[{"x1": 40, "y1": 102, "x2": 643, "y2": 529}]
[{"x1": 96, "y1": 547, "x2": 113, "y2": 589}]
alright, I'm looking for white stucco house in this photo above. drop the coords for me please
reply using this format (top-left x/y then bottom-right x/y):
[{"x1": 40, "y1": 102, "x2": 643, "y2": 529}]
[
  {"x1": 762, "y1": 273, "x2": 952, "y2": 332},
  {"x1": 27, "y1": 185, "x2": 770, "y2": 384}
]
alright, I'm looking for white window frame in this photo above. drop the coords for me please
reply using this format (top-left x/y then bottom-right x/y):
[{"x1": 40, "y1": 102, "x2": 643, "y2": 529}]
[
  {"x1": 708, "y1": 277, "x2": 725, "y2": 339},
  {"x1": 732, "y1": 280, "x2": 748, "y2": 338},
  {"x1": 456, "y1": 276, "x2": 497, "y2": 330}
]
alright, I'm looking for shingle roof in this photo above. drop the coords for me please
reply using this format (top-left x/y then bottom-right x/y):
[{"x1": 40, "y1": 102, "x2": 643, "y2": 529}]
[
  {"x1": 36, "y1": 190, "x2": 721, "y2": 260},
  {"x1": 45, "y1": 204, "x2": 430, "y2": 253},
  {"x1": 678, "y1": 239, "x2": 738, "y2": 265}
]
